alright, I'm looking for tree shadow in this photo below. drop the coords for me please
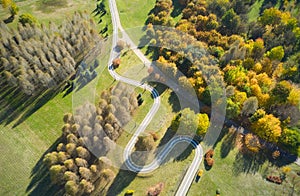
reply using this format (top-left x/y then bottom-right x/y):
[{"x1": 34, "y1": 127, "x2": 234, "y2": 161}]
[
  {"x1": 0, "y1": 85, "x2": 59, "y2": 127},
  {"x1": 13, "y1": 86, "x2": 61, "y2": 127},
  {"x1": 233, "y1": 150, "x2": 267, "y2": 175},
  {"x1": 168, "y1": 91, "x2": 181, "y2": 113},
  {"x1": 26, "y1": 137, "x2": 63, "y2": 196},
  {"x1": 171, "y1": 0, "x2": 185, "y2": 18},
  {"x1": 106, "y1": 162, "x2": 138, "y2": 195},
  {"x1": 220, "y1": 129, "x2": 237, "y2": 158},
  {"x1": 3, "y1": 15, "x2": 15, "y2": 24}
]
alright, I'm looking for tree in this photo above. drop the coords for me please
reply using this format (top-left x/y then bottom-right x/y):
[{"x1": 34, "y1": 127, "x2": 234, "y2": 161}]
[
  {"x1": 279, "y1": 128, "x2": 300, "y2": 155},
  {"x1": 135, "y1": 135, "x2": 155, "y2": 151},
  {"x1": 43, "y1": 152, "x2": 58, "y2": 167},
  {"x1": 172, "y1": 108, "x2": 198, "y2": 135},
  {"x1": 76, "y1": 146, "x2": 90, "y2": 160},
  {"x1": 64, "y1": 171, "x2": 79, "y2": 182},
  {"x1": 49, "y1": 165, "x2": 66, "y2": 185},
  {"x1": 220, "y1": 9, "x2": 241, "y2": 35},
  {"x1": 267, "y1": 46, "x2": 285, "y2": 61},
  {"x1": 79, "y1": 179, "x2": 94, "y2": 194},
  {"x1": 64, "y1": 159, "x2": 77, "y2": 172},
  {"x1": 65, "y1": 180, "x2": 79, "y2": 196},
  {"x1": 259, "y1": 8, "x2": 282, "y2": 26},
  {"x1": 75, "y1": 158, "x2": 88, "y2": 168},
  {"x1": 251, "y1": 114, "x2": 282, "y2": 143},
  {"x1": 19, "y1": 13, "x2": 37, "y2": 26},
  {"x1": 287, "y1": 88, "x2": 300, "y2": 106},
  {"x1": 242, "y1": 97, "x2": 258, "y2": 116},
  {"x1": 271, "y1": 80, "x2": 292, "y2": 104},
  {"x1": 79, "y1": 167, "x2": 92, "y2": 180},
  {"x1": 196, "y1": 113, "x2": 209, "y2": 135},
  {"x1": 244, "y1": 133, "x2": 261, "y2": 153},
  {"x1": 226, "y1": 98, "x2": 240, "y2": 119},
  {"x1": 1, "y1": 0, "x2": 12, "y2": 8},
  {"x1": 249, "y1": 109, "x2": 266, "y2": 123}
]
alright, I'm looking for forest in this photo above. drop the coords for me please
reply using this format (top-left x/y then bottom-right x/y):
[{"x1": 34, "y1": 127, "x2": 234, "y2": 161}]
[
  {"x1": 144, "y1": 0, "x2": 300, "y2": 157},
  {"x1": 43, "y1": 83, "x2": 139, "y2": 195}
]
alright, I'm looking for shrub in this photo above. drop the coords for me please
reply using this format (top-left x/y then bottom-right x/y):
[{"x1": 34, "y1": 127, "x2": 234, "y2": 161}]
[{"x1": 19, "y1": 13, "x2": 37, "y2": 26}]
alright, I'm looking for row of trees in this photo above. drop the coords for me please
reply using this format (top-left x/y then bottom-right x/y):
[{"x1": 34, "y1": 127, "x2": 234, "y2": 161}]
[
  {"x1": 43, "y1": 83, "x2": 139, "y2": 195},
  {"x1": 144, "y1": 0, "x2": 300, "y2": 156},
  {"x1": 0, "y1": 11, "x2": 101, "y2": 95}
]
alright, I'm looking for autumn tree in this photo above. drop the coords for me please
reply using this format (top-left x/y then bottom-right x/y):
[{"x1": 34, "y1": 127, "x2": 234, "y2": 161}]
[
  {"x1": 65, "y1": 180, "x2": 79, "y2": 196},
  {"x1": 49, "y1": 165, "x2": 66, "y2": 185},
  {"x1": 251, "y1": 114, "x2": 282, "y2": 143},
  {"x1": 196, "y1": 113, "x2": 210, "y2": 135}
]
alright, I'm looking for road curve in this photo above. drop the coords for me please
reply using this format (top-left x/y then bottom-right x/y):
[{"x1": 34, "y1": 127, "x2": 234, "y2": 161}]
[{"x1": 107, "y1": 0, "x2": 203, "y2": 195}]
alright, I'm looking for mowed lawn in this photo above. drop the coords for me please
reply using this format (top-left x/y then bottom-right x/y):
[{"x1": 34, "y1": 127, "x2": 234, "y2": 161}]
[
  {"x1": 188, "y1": 134, "x2": 299, "y2": 196},
  {"x1": 0, "y1": 0, "x2": 99, "y2": 27},
  {"x1": 116, "y1": 0, "x2": 156, "y2": 28}
]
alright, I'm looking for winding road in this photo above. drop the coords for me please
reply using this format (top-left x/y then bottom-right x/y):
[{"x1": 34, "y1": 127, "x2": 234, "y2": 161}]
[{"x1": 107, "y1": 0, "x2": 204, "y2": 195}]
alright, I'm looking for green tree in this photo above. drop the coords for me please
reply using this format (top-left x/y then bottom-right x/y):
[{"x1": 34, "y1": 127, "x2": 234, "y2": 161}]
[
  {"x1": 280, "y1": 128, "x2": 300, "y2": 155},
  {"x1": 267, "y1": 46, "x2": 285, "y2": 61},
  {"x1": 259, "y1": 8, "x2": 282, "y2": 26},
  {"x1": 174, "y1": 108, "x2": 198, "y2": 135},
  {"x1": 220, "y1": 8, "x2": 241, "y2": 35},
  {"x1": 226, "y1": 98, "x2": 240, "y2": 119}
]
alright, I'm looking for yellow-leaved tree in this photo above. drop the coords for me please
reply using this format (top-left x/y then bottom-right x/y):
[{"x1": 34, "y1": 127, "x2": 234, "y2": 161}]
[
  {"x1": 1, "y1": 0, "x2": 12, "y2": 8},
  {"x1": 196, "y1": 113, "x2": 210, "y2": 135},
  {"x1": 252, "y1": 114, "x2": 282, "y2": 143}
]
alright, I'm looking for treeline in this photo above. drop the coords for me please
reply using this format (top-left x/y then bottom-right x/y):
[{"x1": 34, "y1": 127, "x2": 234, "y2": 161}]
[
  {"x1": 43, "y1": 83, "x2": 138, "y2": 195},
  {"x1": 0, "y1": 11, "x2": 101, "y2": 95},
  {"x1": 144, "y1": 0, "x2": 300, "y2": 156}
]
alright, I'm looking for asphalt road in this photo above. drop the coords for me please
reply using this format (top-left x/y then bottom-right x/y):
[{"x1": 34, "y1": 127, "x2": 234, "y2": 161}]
[{"x1": 107, "y1": 0, "x2": 204, "y2": 195}]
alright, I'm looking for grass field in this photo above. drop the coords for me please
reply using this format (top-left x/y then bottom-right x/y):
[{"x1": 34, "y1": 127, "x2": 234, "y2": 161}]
[
  {"x1": 116, "y1": 0, "x2": 155, "y2": 28},
  {"x1": 188, "y1": 132, "x2": 300, "y2": 196},
  {"x1": 0, "y1": 0, "x2": 112, "y2": 34},
  {"x1": 0, "y1": 0, "x2": 113, "y2": 194}
]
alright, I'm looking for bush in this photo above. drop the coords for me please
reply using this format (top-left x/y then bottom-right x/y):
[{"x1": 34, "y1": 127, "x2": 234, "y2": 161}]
[
  {"x1": 19, "y1": 13, "x2": 37, "y2": 26},
  {"x1": 205, "y1": 157, "x2": 214, "y2": 167}
]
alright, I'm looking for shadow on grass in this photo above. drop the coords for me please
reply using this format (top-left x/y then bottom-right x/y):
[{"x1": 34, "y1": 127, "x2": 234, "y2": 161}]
[
  {"x1": 220, "y1": 129, "x2": 238, "y2": 158},
  {"x1": 233, "y1": 150, "x2": 267, "y2": 175},
  {"x1": 106, "y1": 162, "x2": 138, "y2": 196},
  {"x1": 0, "y1": 84, "x2": 62, "y2": 127},
  {"x1": 26, "y1": 137, "x2": 63, "y2": 196},
  {"x1": 13, "y1": 86, "x2": 62, "y2": 127},
  {"x1": 168, "y1": 91, "x2": 181, "y2": 113}
]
